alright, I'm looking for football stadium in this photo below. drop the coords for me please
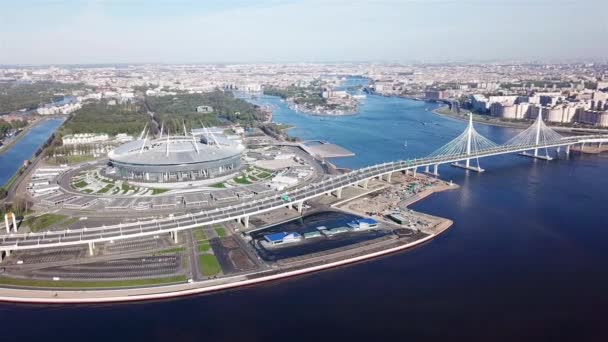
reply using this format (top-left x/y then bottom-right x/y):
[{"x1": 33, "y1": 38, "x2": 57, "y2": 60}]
[{"x1": 107, "y1": 126, "x2": 245, "y2": 183}]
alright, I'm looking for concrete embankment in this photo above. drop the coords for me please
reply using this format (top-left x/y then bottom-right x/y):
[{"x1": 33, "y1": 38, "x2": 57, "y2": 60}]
[{"x1": 0, "y1": 225, "x2": 451, "y2": 304}]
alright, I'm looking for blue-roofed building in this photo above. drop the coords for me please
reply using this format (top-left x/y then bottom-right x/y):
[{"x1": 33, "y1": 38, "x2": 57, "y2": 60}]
[
  {"x1": 263, "y1": 232, "x2": 303, "y2": 245},
  {"x1": 347, "y1": 218, "x2": 379, "y2": 231}
]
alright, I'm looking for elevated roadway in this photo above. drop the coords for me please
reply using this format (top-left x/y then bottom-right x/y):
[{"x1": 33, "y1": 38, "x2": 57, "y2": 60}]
[{"x1": 1, "y1": 134, "x2": 607, "y2": 256}]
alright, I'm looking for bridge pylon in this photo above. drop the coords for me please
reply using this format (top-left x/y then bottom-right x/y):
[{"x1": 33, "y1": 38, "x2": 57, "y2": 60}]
[
  {"x1": 505, "y1": 108, "x2": 562, "y2": 160},
  {"x1": 450, "y1": 114, "x2": 486, "y2": 172},
  {"x1": 428, "y1": 113, "x2": 495, "y2": 172}
]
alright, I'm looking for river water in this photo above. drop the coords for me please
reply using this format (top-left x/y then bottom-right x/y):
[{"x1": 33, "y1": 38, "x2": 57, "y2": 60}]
[
  {"x1": 2, "y1": 90, "x2": 608, "y2": 341},
  {"x1": 0, "y1": 118, "x2": 65, "y2": 186}
]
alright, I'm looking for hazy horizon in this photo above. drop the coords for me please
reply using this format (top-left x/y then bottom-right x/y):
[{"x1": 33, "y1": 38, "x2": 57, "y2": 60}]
[{"x1": 1, "y1": 0, "x2": 607, "y2": 65}]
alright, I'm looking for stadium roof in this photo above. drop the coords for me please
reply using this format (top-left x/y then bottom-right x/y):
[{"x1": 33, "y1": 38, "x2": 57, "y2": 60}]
[{"x1": 108, "y1": 136, "x2": 244, "y2": 166}]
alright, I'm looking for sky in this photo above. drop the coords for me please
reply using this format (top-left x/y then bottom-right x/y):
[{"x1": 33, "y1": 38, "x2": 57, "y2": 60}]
[{"x1": 0, "y1": 0, "x2": 607, "y2": 65}]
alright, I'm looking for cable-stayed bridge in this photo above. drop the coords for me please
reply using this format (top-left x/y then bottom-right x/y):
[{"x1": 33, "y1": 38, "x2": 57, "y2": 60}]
[{"x1": 1, "y1": 114, "x2": 607, "y2": 256}]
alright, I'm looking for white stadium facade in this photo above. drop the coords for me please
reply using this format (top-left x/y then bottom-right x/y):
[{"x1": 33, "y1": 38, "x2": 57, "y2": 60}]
[{"x1": 107, "y1": 126, "x2": 244, "y2": 183}]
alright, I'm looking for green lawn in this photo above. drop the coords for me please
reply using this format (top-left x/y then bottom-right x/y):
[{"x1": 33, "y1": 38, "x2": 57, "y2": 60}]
[
  {"x1": 25, "y1": 214, "x2": 71, "y2": 232},
  {"x1": 257, "y1": 171, "x2": 272, "y2": 179},
  {"x1": 73, "y1": 180, "x2": 88, "y2": 188},
  {"x1": 233, "y1": 176, "x2": 251, "y2": 185},
  {"x1": 96, "y1": 184, "x2": 114, "y2": 193},
  {"x1": 82, "y1": 189, "x2": 93, "y2": 193},
  {"x1": 198, "y1": 241, "x2": 211, "y2": 253},
  {"x1": 0, "y1": 275, "x2": 187, "y2": 288},
  {"x1": 214, "y1": 227, "x2": 227, "y2": 237},
  {"x1": 156, "y1": 247, "x2": 186, "y2": 254},
  {"x1": 198, "y1": 254, "x2": 221, "y2": 276},
  {"x1": 151, "y1": 188, "x2": 170, "y2": 195},
  {"x1": 121, "y1": 183, "x2": 135, "y2": 194},
  {"x1": 193, "y1": 228, "x2": 207, "y2": 241},
  {"x1": 210, "y1": 182, "x2": 226, "y2": 188}
]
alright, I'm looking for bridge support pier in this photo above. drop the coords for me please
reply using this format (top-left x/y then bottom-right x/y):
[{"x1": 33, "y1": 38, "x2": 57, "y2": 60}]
[
  {"x1": 384, "y1": 173, "x2": 392, "y2": 183},
  {"x1": 297, "y1": 201, "x2": 304, "y2": 213},
  {"x1": 334, "y1": 188, "x2": 343, "y2": 199},
  {"x1": 171, "y1": 231, "x2": 179, "y2": 244},
  {"x1": 519, "y1": 151, "x2": 553, "y2": 161},
  {"x1": 424, "y1": 165, "x2": 430, "y2": 173},
  {"x1": 359, "y1": 179, "x2": 369, "y2": 189},
  {"x1": 451, "y1": 159, "x2": 485, "y2": 172},
  {"x1": 243, "y1": 216, "x2": 250, "y2": 229},
  {"x1": 425, "y1": 164, "x2": 439, "y2": 177},
  {"x1": 5, "y1": 213, "x2": 18, "y2": 233},
  {"x1": 4, "y1": 214, "x2": 9, "y2": 234},
  {"x1": 88, "y1": 242, "x2": 95, "y2": 256}
]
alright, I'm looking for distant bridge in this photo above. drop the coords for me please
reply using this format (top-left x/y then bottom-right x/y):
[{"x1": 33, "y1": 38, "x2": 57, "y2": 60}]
[{"x1": 1, "y1": 113, "x2": 607, "y2": 257}]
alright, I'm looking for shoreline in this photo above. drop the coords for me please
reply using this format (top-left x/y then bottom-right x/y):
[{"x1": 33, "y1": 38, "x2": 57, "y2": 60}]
[
  {"x1": 0, "y1": 220, "x2": 451, "y2": 304},
  {"x1": 0, "y1": 92, "x2": 457, "y2": 304},
  {"x1": 432, "y1": 104, "x2": 608, "y2": 134},
  {"x1": 0, "y1": 117, "x2": 48, "y2": 155},
  {"x1": 0, "y1": 165, "x2": 455, "y2": 304}
]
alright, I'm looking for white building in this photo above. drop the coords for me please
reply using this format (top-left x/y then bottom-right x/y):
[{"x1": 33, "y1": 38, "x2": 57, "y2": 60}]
[
  {"x1": 37, "y1": 102, "x2": 82, "y2": 115},
  {"x1": 63, "y1": 133, "x2": 110, "y2": 145}
]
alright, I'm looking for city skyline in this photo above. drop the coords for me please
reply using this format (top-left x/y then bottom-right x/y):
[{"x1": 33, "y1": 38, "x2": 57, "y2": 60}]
[{"x1": 1, "y1": 0, "x2": 607, "y2": 65}]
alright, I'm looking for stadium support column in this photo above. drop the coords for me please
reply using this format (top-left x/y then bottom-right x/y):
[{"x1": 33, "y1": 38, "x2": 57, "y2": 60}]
[{"x1": 88, "y1": 242, "x2": 95, "y2": 256}]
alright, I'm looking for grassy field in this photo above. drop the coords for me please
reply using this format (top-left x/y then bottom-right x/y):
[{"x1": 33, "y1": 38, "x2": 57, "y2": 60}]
[
  {"x1": 156, "y1": 247, "x2": 186, "y2": 254},
  {"x1": 121, "y1": 183, "x2": 138, "y2": 194},
  {"x1": 198, "y1": 254, "x2": 221, "y2": 276},
  {"x1": 97, "y1": 184, "x2": 114, "y2": 193},
  {"x1": 215, "y1": 227, "x2": 227, "y2": 237},
  {"x1": 193, "y1": 228, "x2": 207, "y2": 241},
  {"x1": 210, "y1": 182, "x2": 226, "y2": 188},
  {"x1": 257, "y1": 171, "x2": 272, "y2": 179},
  {"x1": 233, "y1": 176, "x2": 251, "y2": 184},
  {"x1": 26, "y1": 213, "x2": 72, "y2": 232},
  {"x1": 198, "y1": 241, "x2": 211, "y2": 253},
  {"x1": 73, "y1": 180, "x2": 88, "y2": 188},
  {"x1": 151, "y1": 188, "x2": 170, "y2": 195},
  {"x1": 0, "y1": 275, "x2": 187, "y2": 288}
]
